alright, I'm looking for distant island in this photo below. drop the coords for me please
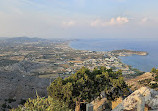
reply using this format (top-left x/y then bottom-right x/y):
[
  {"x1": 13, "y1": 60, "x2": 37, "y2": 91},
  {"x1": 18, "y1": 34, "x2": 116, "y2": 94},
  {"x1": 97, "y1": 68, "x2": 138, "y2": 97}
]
[{"x1": 111, "y1": 49, "x2": 148, "y2": 56}]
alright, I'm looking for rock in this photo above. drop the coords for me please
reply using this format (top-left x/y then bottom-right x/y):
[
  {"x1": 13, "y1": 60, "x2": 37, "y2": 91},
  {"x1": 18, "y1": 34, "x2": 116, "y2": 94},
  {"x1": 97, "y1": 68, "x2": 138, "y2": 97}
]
[{"x1": 112, "y1": 87, "x2": 158, "y2": 111}]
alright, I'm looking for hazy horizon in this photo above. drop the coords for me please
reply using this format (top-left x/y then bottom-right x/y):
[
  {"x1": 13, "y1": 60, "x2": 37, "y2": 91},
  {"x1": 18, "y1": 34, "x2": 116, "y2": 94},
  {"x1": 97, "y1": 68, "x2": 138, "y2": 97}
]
[
  {"x1": 1, "y1": 36, "x2": 158, "y2": 41},
  {"x1": 0, "y1": 0, "x2": 158, "y2": 39}
]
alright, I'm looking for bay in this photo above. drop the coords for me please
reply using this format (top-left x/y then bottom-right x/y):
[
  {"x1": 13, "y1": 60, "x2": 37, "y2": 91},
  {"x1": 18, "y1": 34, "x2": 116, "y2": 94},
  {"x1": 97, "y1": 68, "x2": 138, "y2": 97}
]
[{"x1": 70, "y1": 38, "x2": 158, "y2": 72}]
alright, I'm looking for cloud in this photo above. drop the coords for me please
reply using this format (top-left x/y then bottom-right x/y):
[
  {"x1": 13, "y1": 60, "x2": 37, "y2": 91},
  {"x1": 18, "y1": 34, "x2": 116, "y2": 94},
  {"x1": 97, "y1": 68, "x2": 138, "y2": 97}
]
[
  {"x1": 141, "y1": 17, "x2": 149, "y2": 23},
  {"x1": 115, "y1": 17, "x2": 129, "y2": 24},
  {"x1": 62, "y1": 21, "x2": 76, "y2": 27},
  {"x1": 90, "y1": 16, "x2": 129, "y2": 27},
  {"x1": 90, "y1": 19, "x2": 102, "y2": 27}
]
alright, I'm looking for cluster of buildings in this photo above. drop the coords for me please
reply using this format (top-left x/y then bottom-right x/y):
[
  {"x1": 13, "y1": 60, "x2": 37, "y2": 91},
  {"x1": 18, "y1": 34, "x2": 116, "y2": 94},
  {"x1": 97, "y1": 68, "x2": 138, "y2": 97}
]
[
  {"x1": 63, "y1": 53, "x2": 135, "y2": 76},
  {"x1": 0, "y1": 40, "x2": 136, "y2": 79}
]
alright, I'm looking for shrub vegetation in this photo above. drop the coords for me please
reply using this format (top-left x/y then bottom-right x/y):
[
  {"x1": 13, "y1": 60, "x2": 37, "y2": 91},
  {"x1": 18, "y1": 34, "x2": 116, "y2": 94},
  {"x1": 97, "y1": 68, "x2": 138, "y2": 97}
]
[
  {"x1": 48, "y1": 66, "x2": 129, "y2": 110},
  {"x1": 12, "y1": 66, "x2": 129, "y2": 111}
]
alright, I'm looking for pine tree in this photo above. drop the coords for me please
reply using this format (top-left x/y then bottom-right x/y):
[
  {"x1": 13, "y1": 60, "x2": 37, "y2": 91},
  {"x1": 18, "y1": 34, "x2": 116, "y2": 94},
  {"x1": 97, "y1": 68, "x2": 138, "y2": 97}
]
[{"x1": 48, "y1": 67, "x2": 129, "y2": 110}]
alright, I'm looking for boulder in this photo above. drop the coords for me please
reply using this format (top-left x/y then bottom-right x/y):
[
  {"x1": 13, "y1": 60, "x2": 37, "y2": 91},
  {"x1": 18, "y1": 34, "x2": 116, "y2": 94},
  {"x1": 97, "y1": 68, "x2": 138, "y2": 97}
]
[{"x1": 113, "y1": 87, "x2": 158, "y2": 111}]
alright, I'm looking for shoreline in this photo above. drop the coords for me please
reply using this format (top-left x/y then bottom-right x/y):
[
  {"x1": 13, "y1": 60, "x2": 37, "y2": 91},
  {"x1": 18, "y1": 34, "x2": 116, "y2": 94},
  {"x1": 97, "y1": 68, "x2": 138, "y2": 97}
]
[
  {"x1": 68, "y1": 41, "x2": 145, "y2": 77},
  {"x1": 68, "y1": 38, "x2": 158, "y2": 73}
]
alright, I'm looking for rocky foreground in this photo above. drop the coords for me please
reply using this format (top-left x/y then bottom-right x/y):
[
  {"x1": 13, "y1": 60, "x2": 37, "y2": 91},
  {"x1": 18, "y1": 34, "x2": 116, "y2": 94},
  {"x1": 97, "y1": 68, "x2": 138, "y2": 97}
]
[{"x1": 113, "y1": 87, "x2": 158, "y2": 111}]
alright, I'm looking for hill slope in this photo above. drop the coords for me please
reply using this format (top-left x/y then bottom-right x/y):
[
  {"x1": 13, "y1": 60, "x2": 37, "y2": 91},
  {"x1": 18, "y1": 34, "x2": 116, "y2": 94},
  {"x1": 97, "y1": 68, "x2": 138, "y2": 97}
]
[{"x1": 125, "y1": 72, "x2": 154, "y2": 91}]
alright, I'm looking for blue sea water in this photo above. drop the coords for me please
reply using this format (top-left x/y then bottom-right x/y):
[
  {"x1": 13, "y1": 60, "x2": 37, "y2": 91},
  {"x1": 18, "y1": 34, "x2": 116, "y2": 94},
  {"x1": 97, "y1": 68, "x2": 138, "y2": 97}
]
[{"x1": 70, "y1": 38, "x2": 158, "y2": 72}]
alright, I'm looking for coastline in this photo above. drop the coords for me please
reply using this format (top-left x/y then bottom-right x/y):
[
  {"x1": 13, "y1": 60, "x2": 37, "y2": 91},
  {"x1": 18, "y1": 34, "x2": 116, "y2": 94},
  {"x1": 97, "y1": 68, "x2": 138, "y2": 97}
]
[
  {"x1": 69, "y1": 38, "x2": 158, "y2": 72},
  {"x1": 68, "y1": 41, "x2": 145, "y2": 78}
]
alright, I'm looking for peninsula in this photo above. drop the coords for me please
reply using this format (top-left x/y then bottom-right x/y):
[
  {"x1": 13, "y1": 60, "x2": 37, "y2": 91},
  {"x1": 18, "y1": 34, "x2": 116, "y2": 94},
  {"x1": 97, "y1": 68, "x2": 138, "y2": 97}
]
[{"x1": 111, "y1": 49, "x2": 148, "y2": 56}]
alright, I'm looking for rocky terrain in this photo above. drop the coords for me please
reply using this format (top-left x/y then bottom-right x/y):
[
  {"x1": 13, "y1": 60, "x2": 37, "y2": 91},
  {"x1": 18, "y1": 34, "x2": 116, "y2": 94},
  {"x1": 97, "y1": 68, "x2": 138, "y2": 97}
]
[
  {"x1": 125, "y1": 72, "x2": 158, "y2": 91},
  {"x1": 88, "y1": 72, "x2": 158, "y2": 111},
  {"x1": 113, "y1": 87, "x2": 158, "y2": 111},
  {"x1": 0, "y1": 61, "x2": 50, "y2": 110}
]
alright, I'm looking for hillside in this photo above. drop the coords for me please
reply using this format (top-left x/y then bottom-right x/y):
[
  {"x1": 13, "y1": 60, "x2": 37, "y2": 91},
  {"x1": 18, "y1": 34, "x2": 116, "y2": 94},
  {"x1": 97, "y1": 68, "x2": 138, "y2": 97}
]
[
  {"x1": 0, "y1": 37, "x2": 157, "y2": 110},
  {"x1": 125, "y1": 72, "x2": 155, "y2": 91},
  {"x1": 0, "y1": 61, "x2": 50, "y2": 110},
  {"x1": 5, "y1": 37, "x2": 47, "y2": 43}
]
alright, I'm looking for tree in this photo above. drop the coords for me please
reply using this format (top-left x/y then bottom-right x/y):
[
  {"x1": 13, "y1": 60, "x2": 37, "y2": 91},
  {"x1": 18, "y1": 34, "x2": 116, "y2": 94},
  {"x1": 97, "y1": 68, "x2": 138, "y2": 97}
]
[
  {"x1": 151, "y1": 67, "x2": 158, "y2": 81},
  {"x1": 151, "y1": 67, "x2": 157, "y2": 73},
  {"x1": 155, "y1": 69, "x2": 158, "y2": 81},
  {"x1": 48, "y1": 67, "x2": 129, "y2": 110}
]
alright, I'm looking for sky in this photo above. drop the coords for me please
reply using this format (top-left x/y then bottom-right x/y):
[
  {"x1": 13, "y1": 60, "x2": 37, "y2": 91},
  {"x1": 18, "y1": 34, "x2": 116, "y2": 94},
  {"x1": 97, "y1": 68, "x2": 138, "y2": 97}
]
[{"x1": 0, "y1": 0, "x2": 158, "y2": 39}]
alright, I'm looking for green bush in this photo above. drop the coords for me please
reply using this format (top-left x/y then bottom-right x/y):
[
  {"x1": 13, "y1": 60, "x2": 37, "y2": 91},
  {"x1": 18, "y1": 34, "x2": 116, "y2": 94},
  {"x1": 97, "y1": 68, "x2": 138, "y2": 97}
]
[
  {"x1": 12, "y1": 66, "x2": 129, "y2": 111},
  {"x1": 11, "y1": 96, "x2": 70, "y2": 111},
  {"x1": 151, "y1": 67, "x2": 157, "y2": 73},
  {"x1": 48, "y1": 67, "x2": 129, "y2": 110}
]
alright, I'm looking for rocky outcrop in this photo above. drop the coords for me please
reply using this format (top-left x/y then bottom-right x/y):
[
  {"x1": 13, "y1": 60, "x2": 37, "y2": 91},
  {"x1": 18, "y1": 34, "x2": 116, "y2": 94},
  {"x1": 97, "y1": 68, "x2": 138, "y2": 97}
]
[{"x1": 113, "y1": 87, "x2": 158, "y2": 111}]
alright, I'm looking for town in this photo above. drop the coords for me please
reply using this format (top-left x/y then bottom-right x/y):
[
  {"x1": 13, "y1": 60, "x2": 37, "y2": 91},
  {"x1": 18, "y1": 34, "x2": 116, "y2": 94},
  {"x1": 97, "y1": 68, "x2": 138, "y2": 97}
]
[{"x1": 0, "y1": 37, "x2": 144, "y2": 80}]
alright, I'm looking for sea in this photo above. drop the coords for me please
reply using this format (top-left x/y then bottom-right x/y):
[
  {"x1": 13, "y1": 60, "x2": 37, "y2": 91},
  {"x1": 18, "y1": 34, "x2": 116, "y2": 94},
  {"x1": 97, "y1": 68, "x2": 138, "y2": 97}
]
[{"x1": 70, "y1": 38, "x2": 158, "y2": 72}]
